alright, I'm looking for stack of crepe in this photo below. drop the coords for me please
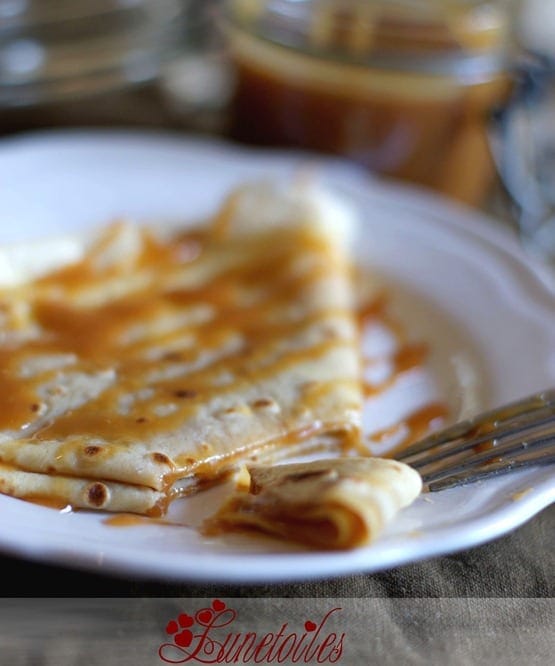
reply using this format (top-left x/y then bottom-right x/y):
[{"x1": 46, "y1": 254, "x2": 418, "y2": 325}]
[
  {"x1": 0, "y1": 180, "x2": 421, "y2": 548},
  {"x1": 0, "y1": 182, "x2": 363, "y2": 512}
]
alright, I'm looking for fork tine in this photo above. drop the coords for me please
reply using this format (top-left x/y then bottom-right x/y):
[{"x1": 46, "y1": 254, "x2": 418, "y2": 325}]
[
  {"x1": 393, "y1": 388, "x2": 555, "y2": 491},
  {"x1": 397, "y1": 389, "x2": 555, "y2": 461},
  {"x1": 417, "y1": 430, "x2": 555, "y2": 481},
  {"x1": 400, "y1": 410, "x2": 555, "y2": 467},
  {"x1": 427, "y1": 451, "x2": 555, "y2": 491}
]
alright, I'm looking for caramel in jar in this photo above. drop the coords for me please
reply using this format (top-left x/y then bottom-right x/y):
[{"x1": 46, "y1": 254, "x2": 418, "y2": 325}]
[{"x1": 226, "y1": 0, "x2": 512, "y2": 206}]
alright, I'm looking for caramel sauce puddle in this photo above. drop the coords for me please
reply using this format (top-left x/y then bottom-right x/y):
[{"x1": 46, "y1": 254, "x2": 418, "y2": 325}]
[{"x1": 102, "y1": 513, "x2": 186, "y2": 528}]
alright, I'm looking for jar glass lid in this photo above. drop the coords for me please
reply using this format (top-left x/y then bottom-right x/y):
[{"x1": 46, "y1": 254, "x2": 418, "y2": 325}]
[{"x1": 227, "y1": 0, "x2": 512, "y2": 72}]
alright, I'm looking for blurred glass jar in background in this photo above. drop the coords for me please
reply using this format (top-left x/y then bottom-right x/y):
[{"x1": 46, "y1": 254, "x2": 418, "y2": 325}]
[
  {"x1": 224, "y1": 0, "x2": 513, "y2": 207},
  {"x1": 0, "y1": 0, "x2": 193, "y2": 105},
  {"x1": 0, "y1": 0, "x2": 216, "y2": 132}
]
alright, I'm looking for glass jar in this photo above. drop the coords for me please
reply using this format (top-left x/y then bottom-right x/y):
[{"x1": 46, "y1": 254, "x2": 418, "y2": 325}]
[
  {"x1": 224, "y1": 0, "x2": 513, "y2": 206},
  {"x1": 0, "y1": 0, "x2": 193, "y2": 107}
]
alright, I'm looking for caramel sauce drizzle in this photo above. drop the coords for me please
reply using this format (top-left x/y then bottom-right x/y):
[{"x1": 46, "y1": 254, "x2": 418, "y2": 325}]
[
  {"x1": 358, "y1": 291, "x2": 449, "y2": 456},
  {"x1": 357, "y1": 292, "x2": 405, "y2": 342},
  {"x1": 20, "y1": 495, "x2": 73, "y2": 512},
  {"x1": 368, "y1": 403, "x2": 449, "y2": 457},
  {"x1": 0, "y1": 352, "x2": 42, "y2": 431},
  {"x1": 363, "y1": 343, "x2": 428, "y2": 397},
  {"x1": 102, "y1": 513, "x2": 183, "y2": 528}
]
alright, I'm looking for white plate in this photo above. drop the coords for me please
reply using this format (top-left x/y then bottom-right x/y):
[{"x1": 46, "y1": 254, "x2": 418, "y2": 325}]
[{"x1": 0, "y1": 131, "x2": 554, "y2": 583}]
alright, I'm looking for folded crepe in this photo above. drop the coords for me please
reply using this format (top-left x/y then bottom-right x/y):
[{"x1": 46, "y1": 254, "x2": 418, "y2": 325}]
[
  {"x1": 204, "y1": 458, "x2": 422, "y2": 549},
  {"x1": 0, "y1": 181, "x2": 362, "y2": 515}
]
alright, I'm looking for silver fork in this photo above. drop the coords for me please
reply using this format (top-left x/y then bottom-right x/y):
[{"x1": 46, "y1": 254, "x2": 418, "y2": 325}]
[{"x1": 396, "y1": 388, "x2": 555, "y2": 491}]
